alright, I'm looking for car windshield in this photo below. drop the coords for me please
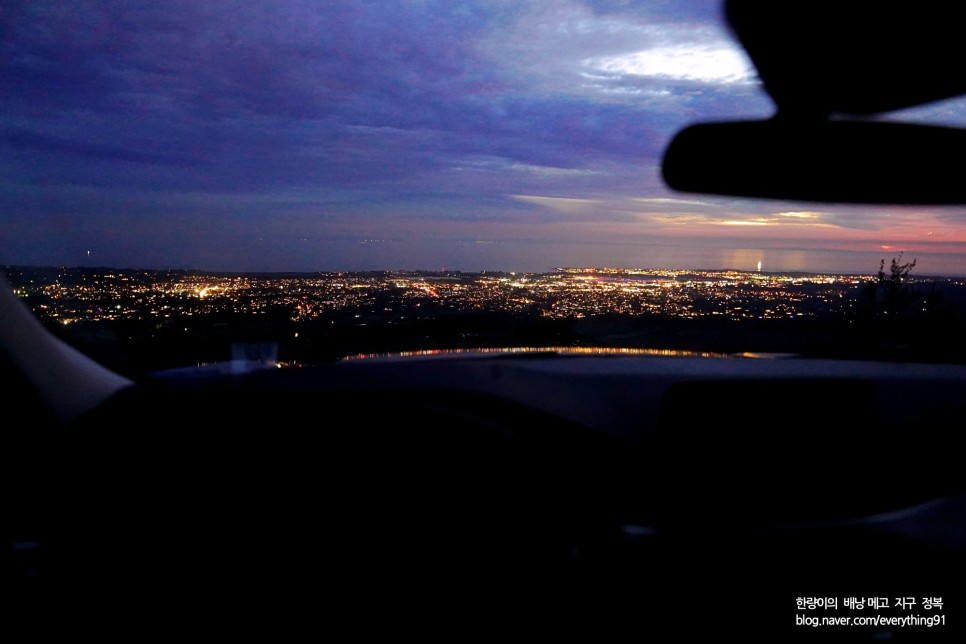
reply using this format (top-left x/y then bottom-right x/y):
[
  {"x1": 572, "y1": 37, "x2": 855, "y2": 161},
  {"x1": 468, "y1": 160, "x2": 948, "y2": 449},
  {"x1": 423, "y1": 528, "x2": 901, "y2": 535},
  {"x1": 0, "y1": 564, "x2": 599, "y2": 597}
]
[{"x1": 4, "y1": 0, "x2": 966, "y2": 374}]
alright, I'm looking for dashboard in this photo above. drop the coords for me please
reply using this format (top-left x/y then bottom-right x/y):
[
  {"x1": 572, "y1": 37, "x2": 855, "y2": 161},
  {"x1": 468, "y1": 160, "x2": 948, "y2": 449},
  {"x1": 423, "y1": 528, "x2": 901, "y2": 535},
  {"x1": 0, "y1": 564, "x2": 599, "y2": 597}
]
[{"x1": 5, "y1": 336, "x2": 964, "y2": 639}]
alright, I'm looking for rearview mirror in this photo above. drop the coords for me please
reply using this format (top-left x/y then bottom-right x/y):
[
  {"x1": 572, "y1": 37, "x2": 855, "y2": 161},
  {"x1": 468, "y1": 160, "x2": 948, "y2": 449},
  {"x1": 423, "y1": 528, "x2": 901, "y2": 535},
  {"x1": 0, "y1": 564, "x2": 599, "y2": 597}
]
[{"x1": 662, "y1": 119, "x2": 966, "y2": 204}]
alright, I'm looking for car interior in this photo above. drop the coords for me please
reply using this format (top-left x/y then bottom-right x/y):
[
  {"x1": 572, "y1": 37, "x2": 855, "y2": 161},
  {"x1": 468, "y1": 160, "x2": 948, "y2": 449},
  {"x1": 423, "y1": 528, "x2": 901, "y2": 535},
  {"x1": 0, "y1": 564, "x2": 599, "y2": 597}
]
[{"x1": 3, "y1": 1, "x2": 965, "y2": 639}]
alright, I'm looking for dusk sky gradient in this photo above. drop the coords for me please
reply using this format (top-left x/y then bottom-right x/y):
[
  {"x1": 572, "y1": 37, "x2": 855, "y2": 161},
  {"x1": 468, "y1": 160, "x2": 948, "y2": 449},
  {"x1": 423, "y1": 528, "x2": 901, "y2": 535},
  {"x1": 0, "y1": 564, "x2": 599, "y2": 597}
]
[{"x1": 5, "y1": 0, "x2": 966, "y2": 275}]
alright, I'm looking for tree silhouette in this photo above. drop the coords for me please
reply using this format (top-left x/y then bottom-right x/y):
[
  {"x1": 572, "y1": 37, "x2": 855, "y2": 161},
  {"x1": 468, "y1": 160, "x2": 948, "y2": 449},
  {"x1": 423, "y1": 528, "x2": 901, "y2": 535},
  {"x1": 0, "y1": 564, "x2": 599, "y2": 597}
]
[{"x1": 861, "y1": 253, "x2": 917, "y2": 318}]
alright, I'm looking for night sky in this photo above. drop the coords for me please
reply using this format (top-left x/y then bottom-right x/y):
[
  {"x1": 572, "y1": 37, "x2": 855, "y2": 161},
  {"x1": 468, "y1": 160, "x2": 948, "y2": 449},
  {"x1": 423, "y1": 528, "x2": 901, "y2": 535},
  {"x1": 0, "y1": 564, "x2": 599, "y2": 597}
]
[{"x1": 4, "y1": 0, "x2": 966, "y2": 275}]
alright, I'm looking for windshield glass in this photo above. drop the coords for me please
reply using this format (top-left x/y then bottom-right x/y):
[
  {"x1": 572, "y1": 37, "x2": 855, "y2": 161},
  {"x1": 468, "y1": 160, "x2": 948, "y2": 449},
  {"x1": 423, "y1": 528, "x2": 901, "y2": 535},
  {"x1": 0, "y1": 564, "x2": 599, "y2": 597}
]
[{"x1": 4, "y1": 1, "x2": 966, "y2": 374}]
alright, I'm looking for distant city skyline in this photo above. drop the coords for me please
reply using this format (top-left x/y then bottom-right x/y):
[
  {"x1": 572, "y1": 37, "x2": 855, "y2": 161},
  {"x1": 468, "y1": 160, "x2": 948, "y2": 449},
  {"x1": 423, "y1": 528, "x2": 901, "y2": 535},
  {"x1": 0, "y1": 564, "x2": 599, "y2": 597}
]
[
  {"x1": 5, "y1": 241, "x2": 962, "y2": 278},
  {"x1": 13, "y1": 262, "x2": 963, "y2": 371},
  {"x1": 3, "y1": 263, "x2": 874, "y2": 331}
]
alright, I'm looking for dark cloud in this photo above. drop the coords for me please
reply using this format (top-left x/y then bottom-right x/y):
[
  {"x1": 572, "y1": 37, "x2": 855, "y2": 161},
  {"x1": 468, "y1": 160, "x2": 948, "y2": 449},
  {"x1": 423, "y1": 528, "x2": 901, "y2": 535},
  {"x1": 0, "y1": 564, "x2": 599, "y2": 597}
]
[
  {"x1": 1, "y1": 128, "x2": 196, "y2": 166},
  {"x1": 5, "y1": 0, "x2": 954, "y2": 272},
  {"x1": 583, "y1": 0, "x2": 724, "y2": 22}
]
